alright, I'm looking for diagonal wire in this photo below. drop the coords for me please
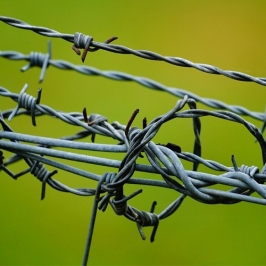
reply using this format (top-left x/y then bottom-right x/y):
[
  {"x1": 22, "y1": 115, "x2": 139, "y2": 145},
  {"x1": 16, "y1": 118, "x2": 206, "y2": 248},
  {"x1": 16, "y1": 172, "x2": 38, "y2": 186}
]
[
  {"x1": 1, "y1": 16, "x2": 266, "y2": 86},
  {"x1": 0, "y1": 46, "x2": 264, "y2": 123}
]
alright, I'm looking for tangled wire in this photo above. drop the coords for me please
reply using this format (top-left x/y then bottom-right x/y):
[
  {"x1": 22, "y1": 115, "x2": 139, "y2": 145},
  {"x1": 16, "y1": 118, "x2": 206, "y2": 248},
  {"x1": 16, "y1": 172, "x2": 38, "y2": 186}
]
[
  {"x1": 1, "y1": 83, "x2": 266, "y2": 264},
  {"x1": 1, "y1": 16, "x2": 266, "y2": 266}
]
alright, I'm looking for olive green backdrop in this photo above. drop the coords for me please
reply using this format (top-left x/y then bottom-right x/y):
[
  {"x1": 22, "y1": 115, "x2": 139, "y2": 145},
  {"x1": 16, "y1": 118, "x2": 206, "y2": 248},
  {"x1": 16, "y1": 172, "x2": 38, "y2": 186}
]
[{"x1": 1, "y1": 1, "x2": 266, "y2": 265}]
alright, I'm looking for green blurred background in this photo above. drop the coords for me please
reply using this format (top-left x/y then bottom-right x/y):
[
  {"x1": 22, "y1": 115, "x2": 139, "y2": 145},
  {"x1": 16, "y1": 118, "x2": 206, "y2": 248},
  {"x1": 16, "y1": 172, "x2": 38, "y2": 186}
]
[{"x1": 1, "y1": 1, "x2": 266, "y2": 265}]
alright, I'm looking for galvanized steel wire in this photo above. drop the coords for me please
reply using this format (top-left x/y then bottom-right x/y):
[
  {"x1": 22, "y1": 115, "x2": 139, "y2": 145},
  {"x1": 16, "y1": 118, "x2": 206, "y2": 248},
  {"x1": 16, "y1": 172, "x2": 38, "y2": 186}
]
[
  {"x1": 1, "y1": 83, "x2": 266, "y2": 217},
  {"x1": 1, "y1": 16, "x2": 266, "y2": 86},
  {"x1": 1, "y1": 15, "x2": 266, "y2": 266},
  {"x1": 0, "y1": 43, "x2": 265, "y2": 123}
]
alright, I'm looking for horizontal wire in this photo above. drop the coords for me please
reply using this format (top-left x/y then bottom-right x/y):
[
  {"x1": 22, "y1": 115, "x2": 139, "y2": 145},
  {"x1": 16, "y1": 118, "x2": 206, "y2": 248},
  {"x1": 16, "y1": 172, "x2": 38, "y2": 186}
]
[
  {"x1": 0, "y1": 85, "x2": 125, "y2": 140},
  {"x1": 2, "y1": 139, "x2": 266, "y2": 206},
  {"x1": 1, "y1": 82, "x2": 266, "y2": 255},
  {"x1": 0, "y1": 129, "x2": 237, "y2": 173},
  {"x1": 0, "y1": 47, "x2": 264, "y2": 123},
  {"x1": 3, "y1": 130, "x2": 264, "y2": 190},
  {"x1": 0, "y1": 16, "x2": 266, "y2": 86},
  {"x1": 1, "y1": 89, "x2": 266, "y2": 201},
  {"x1": 0, "y1": 131, "x2": 127, "y2": 152}
]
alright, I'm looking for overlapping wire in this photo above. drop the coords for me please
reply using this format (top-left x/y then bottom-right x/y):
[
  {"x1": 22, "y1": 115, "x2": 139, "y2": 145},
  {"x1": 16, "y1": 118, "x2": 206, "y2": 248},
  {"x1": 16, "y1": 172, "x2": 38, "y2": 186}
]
[
  {"x1": 2, "y1": 91, "x2": 266, "y2": 264},
  {"x1": 1, "y1": 16, "x2": 266, "y2": 266},
  {"x1": 1, "y1": 16, "x2": 266, "y2": 86},
  {"x1": 1, "y1": 83, "x2": 266, "y2": 210}
]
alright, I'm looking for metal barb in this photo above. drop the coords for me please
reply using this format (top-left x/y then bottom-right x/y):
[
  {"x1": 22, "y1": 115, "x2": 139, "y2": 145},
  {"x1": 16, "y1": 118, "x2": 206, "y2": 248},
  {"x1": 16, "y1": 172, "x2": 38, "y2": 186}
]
[
  {"x1": 143, "y1": 117, "x2": 147, "y2": 129},
  {"x1": 1, "y1": 16, "x2": 266, "y2": 264},
  {"x1": 72, "y1": 33, "x2": 118, "y2": 62},
  {"x1": 2, "y1": 46, "x2": 266, "y2": 125},
  {"x1": 7, "y1": 84, "x2": 42, "y2": 126},
  {"x1": 125, "y1": 109, "x2": 139, "y2": 139},
  {"x1": 231, "y1": 155, "x2": 239, "y2": 172},
  {"x1": 21, "y1": 41, "x2": 51, "y2": 83},
  {"x1": 150, "y1": 201, "x2": 157, "y2": 213},
  {"x1": 2, "y1": 87, "x2": 266, "y2": 261}
]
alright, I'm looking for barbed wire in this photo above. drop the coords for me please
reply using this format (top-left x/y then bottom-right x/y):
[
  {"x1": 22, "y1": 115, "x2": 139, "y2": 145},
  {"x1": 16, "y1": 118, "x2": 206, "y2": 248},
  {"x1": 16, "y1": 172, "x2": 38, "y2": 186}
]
[
  {"x1": 1, "y1": 16, "x2": 266, "y2": 86},
  {"x1": 0, "y1": 43, "x2": 265, "y2": 126},
  {"x1": 1, "y1": 94, "x2": 266, "y2": 203},
  {"x1": 2, "y1": 15, "x2": 266, "y2": 265},
  {"x1": 1, "y1": 83, "x2": 266, "y2": 263}
]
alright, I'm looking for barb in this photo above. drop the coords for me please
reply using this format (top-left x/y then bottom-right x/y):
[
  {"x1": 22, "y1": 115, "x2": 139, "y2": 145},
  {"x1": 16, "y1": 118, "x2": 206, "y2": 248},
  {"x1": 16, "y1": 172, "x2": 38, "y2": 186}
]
[
  {"x1": 0, "y1": 46, "x2": 264, "y2": 124},
  {"x1": 1, "y1": 89, "x2": 266, "y2": 206},
  {"x1": 72, "y1": 33, "x2": 118, "y2": 62},
  {"x1": 1, "y1": 17, "x2": 266, "y2": 265},
  {"x1": 1, "y1": 16, "x2": 266, "y2": 86},
  {"x1": 2, "y1": 87, "x2": 266, "y2": 264},
  {"x1": 125, "y1": 109, "x2": 139, "y2": 139},
  {"x1": 0, "y1": 84, "x2": 126, "y2": 141}
]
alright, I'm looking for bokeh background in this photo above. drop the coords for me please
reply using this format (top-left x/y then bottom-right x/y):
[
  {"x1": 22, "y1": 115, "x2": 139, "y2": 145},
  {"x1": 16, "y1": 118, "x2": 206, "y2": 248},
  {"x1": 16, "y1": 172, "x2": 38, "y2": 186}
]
[{"x1": 1, "y1": 1, "x2": 266, "y2": 265}]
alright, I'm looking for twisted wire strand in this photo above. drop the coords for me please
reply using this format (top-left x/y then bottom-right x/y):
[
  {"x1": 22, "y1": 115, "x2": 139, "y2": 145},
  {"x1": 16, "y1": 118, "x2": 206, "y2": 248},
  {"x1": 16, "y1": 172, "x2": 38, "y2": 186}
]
[
  {"x1": 2, "y1": 90, "x2": 266, "y2": 260},
  {"x1": 2, "y1": 16, "x2": 266, "y2": 266},
  {"x1": 1, "y1": 86, "x2": 266, "y2": 179},
  {"x1": 1, "y1": 16, "x2": 266, "y2": 86},
  {"x1": 0, "y1": 130, "x2": 237, "y2": 177},
  {"x1": 2, "y1": 131, "x2": 266, "y2": 192},
  {"x1": 0, "y1": 84, "x2": 128, "y2": 142},
  {"x1": 0, "y1": 47, "x2": 264, "y2": 123},
  {"x1": 1, "y1": 86, "x2": 266, "y2": 205},
  {"x1": 0, "y1": 16, "x2": 73, "y2": 41},
  {"x1": 4, "y1": 144, "x2": 266, "y2": 207},
  {"x1": 0, "y1": 116, "x2": 99, "y2": 198},
  {"x1": 1, "y1": 92, "x2": 266, "y2": 205}
]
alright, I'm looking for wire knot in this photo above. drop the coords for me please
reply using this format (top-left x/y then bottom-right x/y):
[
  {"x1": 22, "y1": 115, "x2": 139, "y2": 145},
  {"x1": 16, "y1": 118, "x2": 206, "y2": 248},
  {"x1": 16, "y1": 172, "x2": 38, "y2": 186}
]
[
  {"x1": 72, "y1": 32, "x2": 118, "y2": 62},
  {"x1": 30, "y1": 161, "x2": 57, "y2": 200},
  {"x1": 28, "y1": 52, "x2": 48, "y2": 67},
  {"x1": 99, "y1": 173, "x2": 142, "y2": 215},
  {"x1": 239, "y1": 165, "x2": 259, "y2": 178},
  {"x1": 110, "y1": 197, "x2": 128, "y2": 215},
  {"x1": 8, "y1": 84, "x2": 42, "y2": 126},
  {"x1": 130, "y1": 207, "x2": 159, "y2": 242},
  {"x1": 87, "y1": 113, "x2": 108, "y2": 126},
  {"x1": 97, "y1": 172, "x2": 118, "y2": 212},
  {"x1": 21, "y1": 41, "x2": 52, "y2": 83},
  {"x1": 128, "y1": 127, "x2": 141, "y2": 142},
  {"x1": 135, "y1": 210, "x2": 159, "y2": 227},
  {"x1": 72, "y1": 33, "x2": 94, "y2": 63}
]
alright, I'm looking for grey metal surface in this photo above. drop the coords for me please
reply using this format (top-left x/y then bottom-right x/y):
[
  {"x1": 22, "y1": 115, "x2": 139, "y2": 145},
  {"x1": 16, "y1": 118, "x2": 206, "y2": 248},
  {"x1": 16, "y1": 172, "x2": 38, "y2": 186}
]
[{"x1": 1, "y1": 84, "x2": 266, "y2": 224}]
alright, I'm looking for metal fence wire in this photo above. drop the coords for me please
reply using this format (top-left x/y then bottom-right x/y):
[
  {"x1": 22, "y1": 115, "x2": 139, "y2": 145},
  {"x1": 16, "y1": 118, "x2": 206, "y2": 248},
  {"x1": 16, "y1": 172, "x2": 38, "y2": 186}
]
[{"x1": 1, "y1": 16, "x2": 266, "y2": 266}]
